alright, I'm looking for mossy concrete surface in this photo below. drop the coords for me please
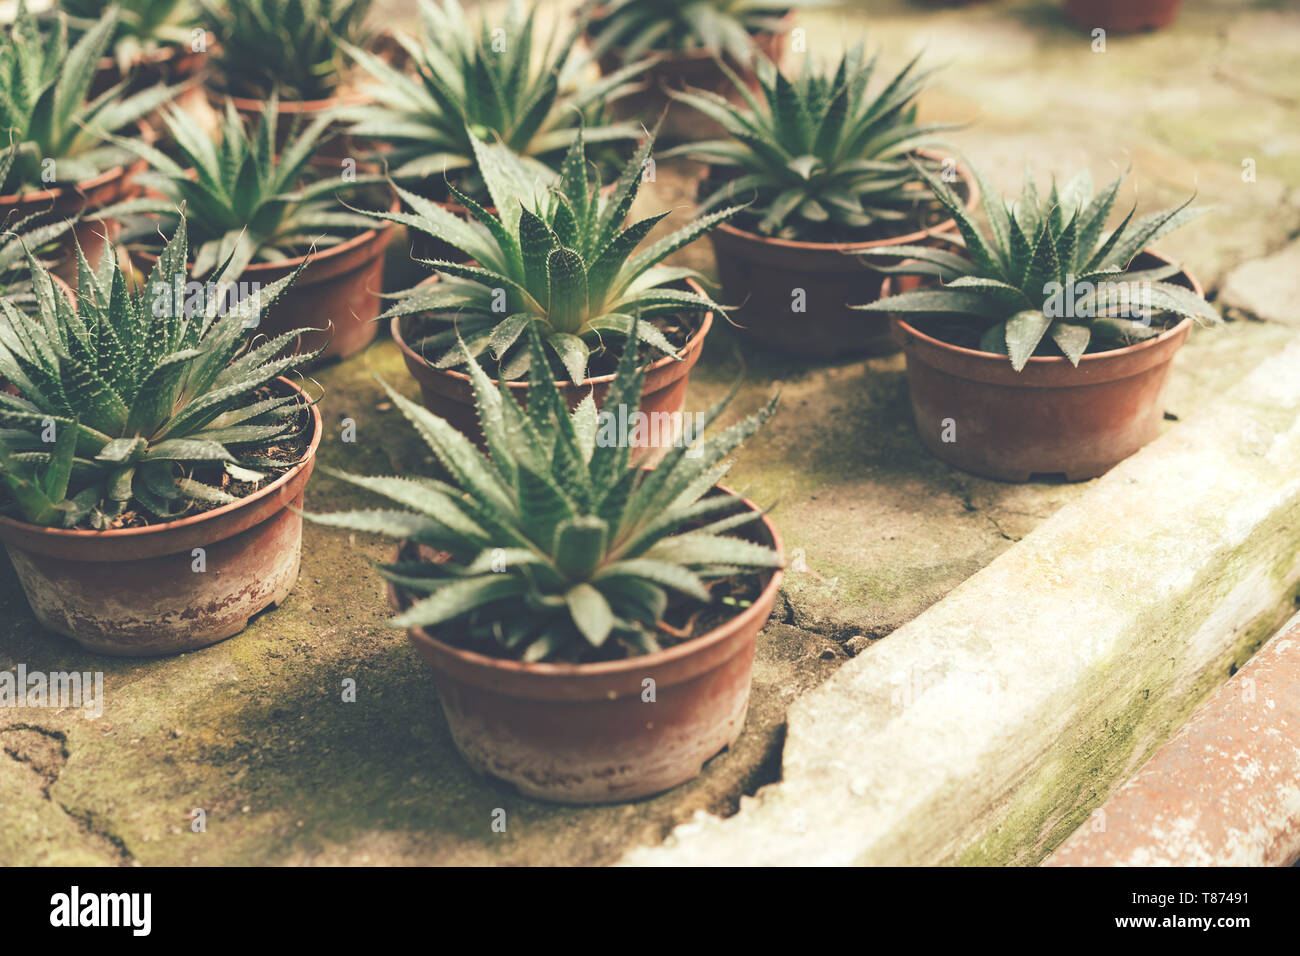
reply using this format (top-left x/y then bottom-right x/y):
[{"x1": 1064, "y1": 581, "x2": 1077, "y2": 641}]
[
  {"x1": 622, "y1": 338, "x2": 1300, "y2": 865},
  {"x1": 3, "y1": 0, "x2": 1299, "y2": 864}
]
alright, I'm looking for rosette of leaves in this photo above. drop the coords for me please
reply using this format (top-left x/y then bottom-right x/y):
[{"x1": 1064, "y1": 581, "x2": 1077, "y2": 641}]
[
  {"x1": 63, "y1": 0, "x2": 202, "y2": 73},
  {"x1": 375, "y1": 129, "x2": 741, "y2": 383},
  {"x1": 663, "y1": 44, "x2": 958, "y2": 241},
  {"x1": 103, "y1": 96, "x2": 386, "y2": 278},
  {"x1": 0, "y1": 3, "x2": 176, "y2": 194},
  {"x1": 854, "y1": 163, "x2": 1220, "y2": 370},
  {"x1": 198, "y1": 0, "x2": 374, "y2": 101},
  {"x1": 583, "y1": 0, "x2": 801, "y2": 64},
  {"x1": 305, "y1": 322, "x2": 780, "y2": 662},
  {"x1": 0, "y1": 219, "x2": 318, "y2": 529},
  {"x1": 340, "y1": 0, "x2": 647, "y2": 195}
]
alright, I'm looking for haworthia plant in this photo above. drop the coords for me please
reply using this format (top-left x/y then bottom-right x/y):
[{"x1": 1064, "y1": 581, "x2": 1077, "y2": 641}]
[
  {"x1": 664, "y1": 43, "x2": 958, "y2": 240},
  {"x1": 374, "y1": 129, "x2": 741, "y2": 384},
  {"x1": 305, "y1": 322, "x2": 780, "y2": 663},
  {"x1": 199, "y1": 0, "x2": 374, "y2": 100},
  {"x1": 0, "y1": 219, "x2": 319, "y2": 529},
  {"x1": 855, "y1": 163, "x2": 1220, "y2": 370},
  {"x1": 340, "y1": 0, "x2": 646, "y2": 194},
  {"x1": 0, "y1": 2, "x2": 177, "y2": 194},
  {"x1": 583, "y1": 0, "x2": 804, "y2": 62},
  {"x1": 64, "y1": 0, "x2": 203, "y2": 73},
  {"x1": 102, "y1": 96, "x2": 386, "y2": 278}
]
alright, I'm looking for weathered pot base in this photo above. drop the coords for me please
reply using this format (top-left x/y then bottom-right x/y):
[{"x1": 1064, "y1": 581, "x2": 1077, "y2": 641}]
[{"x1": 5, "y1": 498, "x2": 306, "y2": 657}]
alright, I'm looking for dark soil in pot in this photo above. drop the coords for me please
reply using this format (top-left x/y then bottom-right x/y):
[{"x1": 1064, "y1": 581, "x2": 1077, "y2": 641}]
[
  {"x1": 888, "y1": 249, "x2": 1200, "y2": 482},
  {"x1": 704, "y1": 151, "x2": 978, "y2": 359},
  {"x1": 390, "y1": 489, "x2": 785, "y2": 803},
  {"x1": 0, "y1": 377, "x2": 323, "y2": 656}
]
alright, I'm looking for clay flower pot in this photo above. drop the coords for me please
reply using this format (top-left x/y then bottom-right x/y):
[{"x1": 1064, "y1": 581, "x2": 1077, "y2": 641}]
[
  {"x1": 590, "y1": 11, "x2": 793, "y2": 142},
  {"x1": 217, "y1": 89, "x2": 374, "y2": 160},
  {"x1": 134, "y1": 203, "x2": 397, "y2": 364},
  {"x1": 888, "y1": 250, "x2": 1199, "y2": 482},
  {"x1": 706, "y1": 153, "x2": 979, "y2": 359},
  {"x1": 0, "y1": 378, "x2": 322, "y2": 656},
  {"x1": 392, "y1": 278, "x2": 713, "y2": 449},
  {"x1": 393, "y1": 494, "x2": 784, "y2": 803},
  {"x1": 1064, "y1": 0, "x2": 1182, "y2": 34},
  {"x1": 0, "y1": 136, "x2": 149, "y2": 283}
]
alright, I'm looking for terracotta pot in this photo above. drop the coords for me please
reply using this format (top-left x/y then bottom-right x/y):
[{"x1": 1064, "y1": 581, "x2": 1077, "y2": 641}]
[
  {"x1": 0, "y1": 378, "x2": 322, "y2": 656},
  {"x1": 591, "y1": 12, "x2": 792, "y2": 141},
  {"x1": 0, "y1": 144, "x2": 147, "y2": 283},
  {"x1": 134, "y1": 201, "x2": 397, "y2": 364},
  {"x1": 1064, "y1": 0, "x2": 1181, "y2": 33},
  {"x1": 393, "y1": 278, "x2": 713, "y2": 449},
  {"x1": 888, "y1": 250, "x2": 1199, "y2": 482},
  {"x1": 706, "y1": 152, "x2": 979, "y2": 358},
  {"x1": 393, "y1": 493, "x2": 784, "y2": 803},
  {"x1": 216, "y1": 89, "x2": 373, "y2": 160},
  {"x1": 92, "y1": 40, "x2": 209, "y2": 94}
]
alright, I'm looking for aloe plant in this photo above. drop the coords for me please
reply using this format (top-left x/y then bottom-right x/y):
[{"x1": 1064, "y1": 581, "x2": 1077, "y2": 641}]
[
  {"x1": 64, "y1": 0, "x2": 202, "y2": 73},
  {"x1": 103, "y1": 96, "x2": 386, "y2": 278},
  {"x1": 855, "y1": 163, "x2": 1220, "y2": 370},
  {"x1": 200, "y1": 0, "x2": 374, "y2": 101},
  {"x1": 664, "y1": 44, "x2": 958, "y2": 241},
  {"x1": 306, "y1": 322, "x2": 779, "y2": 663},
  {"x1": 341, "y1": 0, "x2": 647, "y2": 195},
  {"x1": 0, "y1": 2, "x2": 176, "y2": 195},
  {"x1": 584, "y1": 0, "x2": 800, "y2": 64},
  {"x1": 375, "y1": 129, "x2": 740, "y2": 384},
  {"x1": 0, "y1": 219, "x2": 318, "y2": 529}
]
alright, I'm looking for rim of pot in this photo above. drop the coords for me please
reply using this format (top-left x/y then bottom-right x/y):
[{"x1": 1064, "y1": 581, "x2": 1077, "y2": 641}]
[
  {"x1": 401, "y1": 487, "x2": 785, "y2": 678},
  {"x1": 0, "y1": 376, "x2": 323, "y2": 541},
  {"x1": 391, "y1": 274, "x2": 714, "y2": 391},
  {"x1": 0, "y1": 120, "x2": 155, "y2": 207},
  {"x1": 890, "y1": 248, "x2": 1202, "y2": 367},
  {"x1": 132, "y1": 195, "x2": 400, "y2": 275},
  {"x1": 708, "y1": 148, "x2": 979, "y2": 252},
  {"x1": 586, "y1": 7, "x2": 796, "y2": 60},
  {"x1": 96, "y1": 35, "x2": 212, "y2": 74}
]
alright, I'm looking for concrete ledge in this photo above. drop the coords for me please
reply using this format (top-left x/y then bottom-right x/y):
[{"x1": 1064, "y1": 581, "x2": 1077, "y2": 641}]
[
  {"x1": 621, "y1": 336, "x2": 1300, "y2": 866},
  {"x1": 1046, "y1": 611, "x2": 1300, "y2": 867}
]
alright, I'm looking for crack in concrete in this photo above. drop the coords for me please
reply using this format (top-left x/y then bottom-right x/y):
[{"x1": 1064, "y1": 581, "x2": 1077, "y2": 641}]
[{"x1": 0, "y1": 725, "x2": 134, "y2": 866}]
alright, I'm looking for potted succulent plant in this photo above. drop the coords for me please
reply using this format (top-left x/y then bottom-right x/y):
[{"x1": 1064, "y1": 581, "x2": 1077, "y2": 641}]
[
  {"x1": 341, "y1": 0, "x2": 648, "y2": 263},
  {"x1": 856, "y1": 163, "x2": 1219, "y2": 481},
  {"x1": 374, "y1": 130, "x2": 740, "y2": 445},
  {"x1": 0, "y1": 220, "x2": 323, "y2": 655},
  {"x1": 1064, "y1": 0, "x2": 1181, "y2": 34},
  {"x1": 305, "y1": 323, "x2": 784, "y2": 802},
  {"x1": 582, "y1": 0, "x2": 802, "y2": 141},
  {"x1": 63, "y1": 0, "x2": 208, "y2": 94},
  {"x1": 0, "y1": 3, "x2": 175, "y2": 278},
  {"x1": 666, "y1": 45, "x2": 976, "y2": 358},
  {"x1": 198, "y1": 0, "x2": 377, "y2": 149},
  {"x1": 0, "y1": 149, "x2": 77, "y2": 312},
  {"x1": 105, "y1": 97, "x2": 395, "y2": 361}
]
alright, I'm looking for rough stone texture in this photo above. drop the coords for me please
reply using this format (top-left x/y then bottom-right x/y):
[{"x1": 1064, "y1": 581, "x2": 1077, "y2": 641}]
[
  {"x1": 620, "y1": 338, "x2": 1300, "y2": 866},
  {"x1": 1046, "y1": 611, "x2": 1300, "y2": 867},
  {"x1": 1219, "y1": 238, "x2": 1300, "y2": 327},
  {"x1": 2, "y1": 0, "x2": 1299, "y2": 864}
]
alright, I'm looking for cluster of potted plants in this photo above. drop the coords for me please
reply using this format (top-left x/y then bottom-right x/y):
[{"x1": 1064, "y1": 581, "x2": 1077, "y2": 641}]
[{"x1": 0, "y1": 0, "x2": 1220, "y2": 803}]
